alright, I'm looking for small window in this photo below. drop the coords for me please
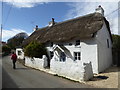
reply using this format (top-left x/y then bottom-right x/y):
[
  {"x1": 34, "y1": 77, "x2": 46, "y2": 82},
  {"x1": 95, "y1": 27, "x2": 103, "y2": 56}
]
[
  {"x1": 69, "y1": 43, "x2": 72, "y2": 46},
  {"x1": 74, "y1": 52, "x2": 81, "y2": 60},
  {"x1": 60, "y1": 52, "x2": 66, "y2": 62},
  {"x1": 50, "y1": 51, "x2": 54, "y2": 59},
  {"x1": 50, "y1": 42, "x2": 53, "y2": 47},
  {"x1": 75, "y1": 40, "x2": 80, "y2": 46},
  {"x1": 18, "y1": 51, "x2": 22, "y2": 55},
  {"x1": 107, "y1": 39, "x2": 109, "y2": 48}
]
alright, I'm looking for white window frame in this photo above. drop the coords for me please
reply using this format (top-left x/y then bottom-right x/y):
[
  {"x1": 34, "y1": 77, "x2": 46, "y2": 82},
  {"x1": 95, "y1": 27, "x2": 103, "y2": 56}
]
[{"x1": 74, "y1": 52, "x2": 81, "y2": 61}]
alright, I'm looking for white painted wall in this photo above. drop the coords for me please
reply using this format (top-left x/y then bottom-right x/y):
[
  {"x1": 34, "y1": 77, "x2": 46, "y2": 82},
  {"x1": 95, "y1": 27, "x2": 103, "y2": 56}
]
[
  {"x1": 50, "y1": 57, "x2": 93, "y2": 81},
  {"x1": 81, "y1": 39, "x2": 98, "y2": 74},
  {"x1": 25, "y1": 55, "x2": 48, "y2": 70},
  {"x1": 47, "y1": 39, "x2": 98, "y2": 74},
  {"x1": 16, "y1": 48, "x2": 24, "y2": 60},
  {"x1": 96, "y1": 22, "x2": 112, "y2": 73}
]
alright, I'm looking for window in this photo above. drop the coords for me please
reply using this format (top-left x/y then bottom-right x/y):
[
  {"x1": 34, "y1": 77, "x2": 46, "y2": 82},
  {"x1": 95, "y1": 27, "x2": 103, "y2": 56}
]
[
  {"x1": 50, "y1": 42, "x2": 53, "y2": 47},
  {"x1": 75, "y1": 40, "x2": 80, "y2": 46},
  {"x1": 60, "y1": 52, "x2": 66, "y2": 62},
  {"x1": 69, "y1": 43, "x2": 72, "y2": 46},
  {"x1": 50, "y1": 51, "x2": 54, "y2": 59},
  {"x1": 107, "y1": 39, "x2": 109, "y2": 48},
  {"x1": 18, "y1": 51, "x2": 22, "y2": 55},
  {"x1": 74, "y1": 52, "x2": 81, "y2": 60}
]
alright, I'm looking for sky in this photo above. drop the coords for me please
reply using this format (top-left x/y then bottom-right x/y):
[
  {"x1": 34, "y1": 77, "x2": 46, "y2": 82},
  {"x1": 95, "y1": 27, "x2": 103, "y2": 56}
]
[{"x1": 0, "y1": 0, "x2": 119, "y2": 42}]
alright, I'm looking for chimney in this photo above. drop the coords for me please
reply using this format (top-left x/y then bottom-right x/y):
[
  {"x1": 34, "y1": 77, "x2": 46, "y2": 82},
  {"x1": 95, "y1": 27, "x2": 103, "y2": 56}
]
[
  {"x1": 49, "y1": 18, "x2": 56, "y2": 27},
  {"x1": 52, "y1": 18, "x2": 55, "y2": 25},
  {"x1": 95, "y1": 5, "x2": 104, "y2": 16},
  {"x1": 34, "y1": 25, "x2": 38, "y2": 31}
]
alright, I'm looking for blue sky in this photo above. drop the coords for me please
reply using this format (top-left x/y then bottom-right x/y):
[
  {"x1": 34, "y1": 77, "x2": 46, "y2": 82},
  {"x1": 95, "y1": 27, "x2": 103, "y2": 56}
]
[
  {"x1": 0, "y1": 0, "x2": 119, "y2": 42},
  {"x1": 3, "y1": 2, "x2": 69, "y2": 31}
]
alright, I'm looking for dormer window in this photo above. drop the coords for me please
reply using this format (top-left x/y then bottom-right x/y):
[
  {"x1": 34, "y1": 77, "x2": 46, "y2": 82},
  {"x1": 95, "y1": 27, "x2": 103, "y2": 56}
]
[
  {"x1": 75, "y1": 40, "x2": 80, "y2": 46},
  {"x1": 50, "y1": 42, "x2": 53, "y2": 47}
]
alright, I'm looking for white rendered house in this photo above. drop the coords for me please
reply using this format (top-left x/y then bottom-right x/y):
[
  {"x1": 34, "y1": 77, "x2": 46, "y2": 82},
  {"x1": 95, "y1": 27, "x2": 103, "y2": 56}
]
[
  {"x1": 23, "y1": 5, "x2": 112, "y2": 77},
  {"x1": 16, "y1": 48, "x2": 25, "y2": 60}
]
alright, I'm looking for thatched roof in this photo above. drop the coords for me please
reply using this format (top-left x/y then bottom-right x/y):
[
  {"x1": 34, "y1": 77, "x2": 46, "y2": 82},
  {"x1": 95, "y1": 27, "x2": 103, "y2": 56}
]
[{"x1": 22, "y1": 13, "x2": 111, "y2": 46}]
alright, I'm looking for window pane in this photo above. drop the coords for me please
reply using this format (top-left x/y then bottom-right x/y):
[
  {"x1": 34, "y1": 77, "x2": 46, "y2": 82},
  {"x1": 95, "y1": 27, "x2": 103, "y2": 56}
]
[
  {"x1": 78, "y1": 52, "x2": 80, "y2": 56},
  {"x1": 74, "y1": 52, "x2": 77, "y2": 56},
  {"x1": 78, "y1": 56, "x2": 81, "y2": 60},
  {"x1": 75, "y1": 57, "x2": 77, "y2": 60},
  {"x1": 50, "y1": 51, "x2": 54, "y2": 59},
  {"x1": 18, "y1": 51, "x2": 22, "y2": 55}
]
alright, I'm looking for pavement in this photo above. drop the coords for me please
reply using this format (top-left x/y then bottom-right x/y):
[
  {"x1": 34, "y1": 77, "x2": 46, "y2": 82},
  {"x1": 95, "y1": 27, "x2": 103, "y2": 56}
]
[{"x1": 2, "y1": 56, "x2": 95, "y2": 88}]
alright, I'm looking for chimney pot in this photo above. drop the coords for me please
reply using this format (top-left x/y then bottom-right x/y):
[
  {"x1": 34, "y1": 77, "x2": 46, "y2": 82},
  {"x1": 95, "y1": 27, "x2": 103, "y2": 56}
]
[
  {"x1": 95, "y1": 5, "x2": 104, "y2": 16},
  {"x1": 34, "y1": 25, "x2": 38, "y2": 31}
]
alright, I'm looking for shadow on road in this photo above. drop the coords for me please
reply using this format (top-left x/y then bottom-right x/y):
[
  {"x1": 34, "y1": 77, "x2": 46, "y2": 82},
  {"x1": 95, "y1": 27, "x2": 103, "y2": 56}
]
[
  {"x1": 2, "y1": 67, "x2": 20, "y2": 89},
  {"x1": 15, "y1": 68, "x2": 30, "y2": 70}
]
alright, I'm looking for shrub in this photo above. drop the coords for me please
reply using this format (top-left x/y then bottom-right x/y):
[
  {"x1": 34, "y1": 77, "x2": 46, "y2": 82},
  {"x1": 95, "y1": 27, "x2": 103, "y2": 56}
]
[
  {"x1": 112, "y1": 34, "x2": 120, "y2": 49},
  {"x1": 24, "y1": 41, "x2": 47, "y2": 58},
  {"x1": 2, "y1": 45, "x2": 11, "y2": 56}
]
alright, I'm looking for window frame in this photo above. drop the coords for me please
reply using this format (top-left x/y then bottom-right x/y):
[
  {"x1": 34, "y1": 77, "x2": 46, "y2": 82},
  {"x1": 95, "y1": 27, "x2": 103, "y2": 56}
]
[{"x1": 74, "y1": 52, "x2": 81, "y2": 61}]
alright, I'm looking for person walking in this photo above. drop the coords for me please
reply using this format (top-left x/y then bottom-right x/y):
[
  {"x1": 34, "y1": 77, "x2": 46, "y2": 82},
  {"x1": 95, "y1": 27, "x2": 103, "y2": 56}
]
[{"x1": 11, "y1": 52, "x2": 17, "y2": 69}]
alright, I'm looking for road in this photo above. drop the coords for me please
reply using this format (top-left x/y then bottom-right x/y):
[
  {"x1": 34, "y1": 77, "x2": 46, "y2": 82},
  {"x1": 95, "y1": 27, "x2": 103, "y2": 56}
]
[{"x1": 2, "y1": 56, "x2": 94, "y2": 88}]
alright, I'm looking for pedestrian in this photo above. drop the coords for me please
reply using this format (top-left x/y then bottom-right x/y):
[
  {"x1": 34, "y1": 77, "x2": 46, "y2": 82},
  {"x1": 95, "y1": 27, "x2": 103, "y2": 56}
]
[{"x1": 11, "y1": 52, "x2": 17, "y2": 69}]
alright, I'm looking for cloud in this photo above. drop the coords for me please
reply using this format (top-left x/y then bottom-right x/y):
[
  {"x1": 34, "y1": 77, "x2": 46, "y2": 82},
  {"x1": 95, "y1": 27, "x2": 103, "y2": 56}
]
[
  {"x1": 2, "y1": 28, "x2": 31, "y2": 41},
  {"x1": 0, "y1": 0, "x2": 119, "y2": 8},
  {"x1": 0, "y1": 0, "x2": 50, "y2": 8},
  {"x1": 65, "y1": 2, "x2": 119, "y2": 35}
]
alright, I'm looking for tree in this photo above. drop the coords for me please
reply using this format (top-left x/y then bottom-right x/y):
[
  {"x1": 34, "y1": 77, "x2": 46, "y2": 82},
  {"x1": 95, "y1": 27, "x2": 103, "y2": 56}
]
[
  {"x1": 112, "y1": 34, "x2": 120, "y2": 49},
  {"x1": 24, "y1": 41, "x2": 47, "y2": 58},
  {"x1": 2, "y1": 45, "x2": 11, "y2": 56},
  {"x1": 7, "y1": 32, "x2": 28, "y2": 49},
  {"x1": 112, "y1": 34, "x2": 120, "y2": 66}
]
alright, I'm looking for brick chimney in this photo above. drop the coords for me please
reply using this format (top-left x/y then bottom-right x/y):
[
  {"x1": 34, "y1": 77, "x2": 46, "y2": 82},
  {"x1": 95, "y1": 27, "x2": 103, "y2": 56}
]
[{"x1": 95, "y1": 5, "x2": 104, "y2": 16}]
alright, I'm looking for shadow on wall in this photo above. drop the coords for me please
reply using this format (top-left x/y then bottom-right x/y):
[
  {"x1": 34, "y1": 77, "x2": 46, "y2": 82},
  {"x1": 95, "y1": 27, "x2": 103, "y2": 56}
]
[{"x1": 82, "y1": 38, "x2": 97, "y2": 45}]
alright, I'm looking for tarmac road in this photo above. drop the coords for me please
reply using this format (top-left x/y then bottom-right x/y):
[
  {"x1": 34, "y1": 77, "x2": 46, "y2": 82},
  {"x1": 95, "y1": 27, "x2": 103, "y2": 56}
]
[{"x1": 2, "y1": 56, "x2": 94, "y2": 88}]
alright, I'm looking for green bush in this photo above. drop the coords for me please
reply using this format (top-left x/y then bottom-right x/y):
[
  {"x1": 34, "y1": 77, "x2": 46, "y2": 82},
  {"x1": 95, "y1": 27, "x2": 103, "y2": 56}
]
[
  {"x1": 24, "y1": 41, "x2": 47, "y2": 58},
  {"x1": 2, "y1": 45, "x2": 11, "y2": 56},
  {"x1": 112, "y1": 34, "x2": 120, "y2": 49}
]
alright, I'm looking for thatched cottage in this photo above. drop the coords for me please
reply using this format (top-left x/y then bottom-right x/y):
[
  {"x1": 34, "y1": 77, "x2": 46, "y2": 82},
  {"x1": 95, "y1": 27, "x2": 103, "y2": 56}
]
[{"x1": 22, "y1": 6, "x2": 112, "y2": 81}]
